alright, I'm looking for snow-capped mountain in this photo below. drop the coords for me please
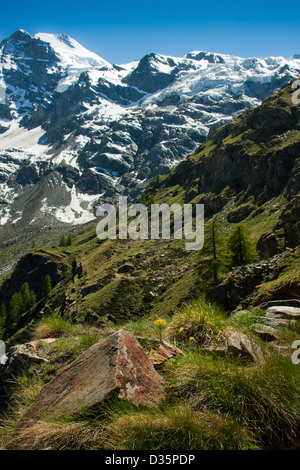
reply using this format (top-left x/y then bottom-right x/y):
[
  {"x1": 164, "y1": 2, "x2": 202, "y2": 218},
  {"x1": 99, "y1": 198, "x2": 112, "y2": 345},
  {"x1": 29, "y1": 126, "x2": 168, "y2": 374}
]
[{"x1": 1, "y1": 29, "x2": 300, "y2": 234}]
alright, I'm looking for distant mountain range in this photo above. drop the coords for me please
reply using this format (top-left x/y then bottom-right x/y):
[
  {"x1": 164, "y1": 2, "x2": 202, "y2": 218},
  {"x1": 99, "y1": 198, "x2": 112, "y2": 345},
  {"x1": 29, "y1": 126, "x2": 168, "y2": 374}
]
[{"x1": 0, "y1": 29, "x2": 300, "y2": 236}]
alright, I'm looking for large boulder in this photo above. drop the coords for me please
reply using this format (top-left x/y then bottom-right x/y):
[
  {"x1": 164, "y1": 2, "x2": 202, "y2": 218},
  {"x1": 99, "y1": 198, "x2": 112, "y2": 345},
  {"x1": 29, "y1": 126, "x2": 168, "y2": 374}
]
[{"x1": 7, "y1": 330, "x2": 165, "y2": 449}]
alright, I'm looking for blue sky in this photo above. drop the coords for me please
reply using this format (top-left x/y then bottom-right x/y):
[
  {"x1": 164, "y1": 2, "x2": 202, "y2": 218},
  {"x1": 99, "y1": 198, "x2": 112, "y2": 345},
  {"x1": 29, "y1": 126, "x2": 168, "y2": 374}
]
[{"x1": 0, "y1": 0, "x2": 299, "y2": 63}]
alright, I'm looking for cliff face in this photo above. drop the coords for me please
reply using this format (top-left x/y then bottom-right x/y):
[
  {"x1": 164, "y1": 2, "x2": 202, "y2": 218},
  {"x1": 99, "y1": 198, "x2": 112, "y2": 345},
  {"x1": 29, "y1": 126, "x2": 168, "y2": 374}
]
[{"x1": 158, "y1": 83, "x2": 300, "y2": 201}]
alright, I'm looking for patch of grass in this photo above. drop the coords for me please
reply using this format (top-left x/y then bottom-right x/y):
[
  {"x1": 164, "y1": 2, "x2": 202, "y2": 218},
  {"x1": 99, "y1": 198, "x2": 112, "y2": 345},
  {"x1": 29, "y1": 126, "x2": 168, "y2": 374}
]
[
  {"x1": 0, "y1": 368, "x2": 45, "y2": 449},
  {"x1": 229, "y1": 307, "x2": 265, "y2": 329},
  {"x1": 104, "y1": 403, "x2": 256, "y2": 450},
  {"x1": 151, "y1": 270, "x2": 198, "y2": 319},
  {"x1": 125, "y1": 314, "x2": 165, "y2": 339},
  {"x1": 274, "y1": 321, "x2": 300, "y2": 346},
  {"x1": 33, "y1": 315, "x2": 73, "y2": 339},
  {"x1": 164, "y1": 350, "x2": 300, "y2": 449}
]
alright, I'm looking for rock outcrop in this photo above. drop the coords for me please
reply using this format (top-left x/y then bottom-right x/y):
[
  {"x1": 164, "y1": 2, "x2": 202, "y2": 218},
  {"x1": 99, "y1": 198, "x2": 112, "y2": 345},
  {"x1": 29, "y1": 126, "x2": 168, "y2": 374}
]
[
  {"x1": 208, "y1": 249, "x2": 299, "y2": 311},
  {"x1": 265, "y1": 306, "x2": 300, "y2": 319},
  {"x1": 250, "y1": 303, "x2": 299, "y2": 356},
  {"x1": 8, "y1": 338, "x2": 56, "y2": 370}
]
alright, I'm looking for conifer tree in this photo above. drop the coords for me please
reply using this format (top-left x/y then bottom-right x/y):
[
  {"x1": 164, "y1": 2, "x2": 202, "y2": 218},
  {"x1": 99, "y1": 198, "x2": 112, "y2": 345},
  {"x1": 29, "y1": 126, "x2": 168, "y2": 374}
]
[
  {"x1": 20, "y1": 282, "x2": 31, "y2": 311},
  {"x1": 59, "y1": 235, "x2": 67, "y2": 247},
  {"x1": 8, "y1": 292, "x2": 22, "y2": 324},
  {"x1": 42, "y1": 275, "x2": 52, "y2": 299},
  {"x1": 149, "y1": 194, "x2": 157, "y2": 205},
  {"x1": 66, "y1": 234, "x2": 73, "y2": 246},
  {"x1": 153, "y1": 172, "x2": 160, "y2": 188},
  {"x1": 0, "y1": 303, "x2": 6, "y2": 323},
  {"x1": 29, "y1": 289, "x2": 36, "y2": 309},
  {"x1": 140, "y1": 192, "x2": 146, "y2": 204},
  {"x1": 197, "y1": 218, "x2": 229, "y2": 286},
  {"x1": 227, "y1": 224, "x2": 258, "y2": 267},
  {"x1": 72, "y1": 258, "x2": 77, "y2": 281}
]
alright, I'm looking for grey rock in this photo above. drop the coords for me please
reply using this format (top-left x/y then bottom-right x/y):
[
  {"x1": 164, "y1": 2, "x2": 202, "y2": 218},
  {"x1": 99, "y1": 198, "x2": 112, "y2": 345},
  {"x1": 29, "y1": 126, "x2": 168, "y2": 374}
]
[
  {"x1": 255, "y1": 316, "x2": 297, "y2": 329},
  {"x1": 144, "y1": 291, "x2": 156, "y2": 302},
  {"x1": 251, "y1": 323, "x2": 279, "y2": 342},
  {"x1": 270, "y1": 343, "x2": 290, "y2": 356},
  {"x1": 227, "y1": 331, "x2": 265, "y2": 363},
  {"x1": 259, "y1": 299, "x2": 300, "y2": 309},
  {"x1": 265, "y1": 306, "x2": 300, "y2": 319}
]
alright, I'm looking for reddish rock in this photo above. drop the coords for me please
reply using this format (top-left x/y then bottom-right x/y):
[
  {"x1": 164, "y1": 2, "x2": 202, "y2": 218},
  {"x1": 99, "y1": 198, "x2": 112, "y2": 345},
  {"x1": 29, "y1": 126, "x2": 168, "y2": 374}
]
[
  {"x1": 148, "y1": 341, "x2": 185, "y2": 367},
  {"x1": 8, "y1": 330, "x2": 165, "y2": 449}
]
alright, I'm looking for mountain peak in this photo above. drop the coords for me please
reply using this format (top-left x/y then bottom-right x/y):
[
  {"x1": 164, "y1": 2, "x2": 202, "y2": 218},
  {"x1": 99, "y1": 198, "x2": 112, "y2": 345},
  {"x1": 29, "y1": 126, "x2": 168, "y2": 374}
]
[
  {"x1": 11, "y1": 29, "x2": 32, "y2": 40},
  {"x1": 34, "y1": 32, "x2": 111, "y2": 68}
]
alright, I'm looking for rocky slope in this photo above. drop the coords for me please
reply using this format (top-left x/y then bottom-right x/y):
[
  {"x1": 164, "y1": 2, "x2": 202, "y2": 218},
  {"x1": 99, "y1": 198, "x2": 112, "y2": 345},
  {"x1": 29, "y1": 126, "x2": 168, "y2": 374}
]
[
  {"x1": 151, "y1": 81, "x2": 300, "y2": 251},
  {"x1": 1, "y1": 29, "x2": 300, "y2": 260}
]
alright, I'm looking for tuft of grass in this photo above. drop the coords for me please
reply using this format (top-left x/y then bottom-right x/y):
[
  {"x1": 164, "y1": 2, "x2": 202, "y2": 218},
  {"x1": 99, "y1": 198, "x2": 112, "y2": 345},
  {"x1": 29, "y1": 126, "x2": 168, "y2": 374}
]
[
  {"x1": 168, "y1": 300, "x2": 228, "y2": 346},
  {"x1": 33, "y1": 315, "x2": 73, "y2": 339},
  {"x1": 9, "y1": 400, "x2": 255, "y2": 451}
]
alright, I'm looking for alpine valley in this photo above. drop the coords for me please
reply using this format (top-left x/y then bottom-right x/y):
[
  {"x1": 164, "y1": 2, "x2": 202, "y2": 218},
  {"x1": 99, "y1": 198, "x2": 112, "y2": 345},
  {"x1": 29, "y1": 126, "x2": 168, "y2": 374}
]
[{"x1": 1, "y1": 29, "x2": 300, "y2": 269}]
